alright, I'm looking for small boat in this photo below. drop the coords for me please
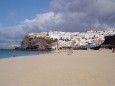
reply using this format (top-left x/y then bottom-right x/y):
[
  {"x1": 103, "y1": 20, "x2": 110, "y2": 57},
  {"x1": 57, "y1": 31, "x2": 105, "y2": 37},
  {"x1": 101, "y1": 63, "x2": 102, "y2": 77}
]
[{"x1": 89, "y1": 43, "x2": 101, "y2": 50}]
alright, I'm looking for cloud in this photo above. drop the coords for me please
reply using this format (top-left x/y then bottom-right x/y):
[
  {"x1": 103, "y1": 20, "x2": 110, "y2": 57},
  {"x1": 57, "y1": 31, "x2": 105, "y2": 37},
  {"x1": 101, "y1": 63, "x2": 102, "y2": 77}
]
[
  {"x1": 0, "y1": 0, "x2": 115, "y2": 47},
  {"x1": 22, "y1": 12, "x2": 64, "y2": 32},
  {"x1": 0, "y1": 25, "x2": 25, "y2": 47},
  {"x1": 50, "y1": 0, "x2": 115, "y2": 30},
  {"x1": 0, "y1": 12, "x2": 63, "y2": 47}
]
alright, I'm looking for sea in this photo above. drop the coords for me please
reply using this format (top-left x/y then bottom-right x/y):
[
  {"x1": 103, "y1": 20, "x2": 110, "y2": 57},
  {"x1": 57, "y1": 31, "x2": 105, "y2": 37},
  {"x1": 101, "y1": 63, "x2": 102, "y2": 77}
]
[{"x1": 0, "y1": 49, "x2": 48, "y2": 59}]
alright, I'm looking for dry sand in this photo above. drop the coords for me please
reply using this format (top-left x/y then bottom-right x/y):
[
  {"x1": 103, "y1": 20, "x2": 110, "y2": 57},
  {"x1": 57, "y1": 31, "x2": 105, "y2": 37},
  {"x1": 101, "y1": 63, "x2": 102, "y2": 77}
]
[{"x1": 0, "y1": 49, "x2": 115, "y2": 86}]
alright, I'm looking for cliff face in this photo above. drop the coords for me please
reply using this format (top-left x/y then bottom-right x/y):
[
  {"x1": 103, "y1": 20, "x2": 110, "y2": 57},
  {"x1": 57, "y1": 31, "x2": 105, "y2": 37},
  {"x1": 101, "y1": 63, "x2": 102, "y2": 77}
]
[
  {"x1": 102, "y1": 35, "x2": 115, "y2": 45},
  {"x1": 102, "y1": 35, "x2": 115, "y2": 49},
  {"x1": 21, "y1": 34, "x2": 57, "y2": 51},
  {"x1": 21, "y1": 36, "x2": 48, "y2": 50}
]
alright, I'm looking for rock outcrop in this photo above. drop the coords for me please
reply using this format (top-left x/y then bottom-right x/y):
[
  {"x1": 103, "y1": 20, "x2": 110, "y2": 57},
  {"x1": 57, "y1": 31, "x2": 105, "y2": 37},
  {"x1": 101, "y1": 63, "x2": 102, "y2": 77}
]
[{"x1": 20, "y1": 33, "x2": 57, "y2": 51}]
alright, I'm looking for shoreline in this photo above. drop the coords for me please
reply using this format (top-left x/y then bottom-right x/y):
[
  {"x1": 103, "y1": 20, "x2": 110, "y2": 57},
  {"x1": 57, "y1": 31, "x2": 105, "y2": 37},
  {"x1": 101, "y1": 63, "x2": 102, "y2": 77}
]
[
  {"x1": 0, "y1": 49, "x2": 51, "y2": 59},
  {"x1": 0, "y1": 49, "x2": 115, "y2": 86},
  {"x1": 0, "y1": 49, "x2": 113, "y2": 59}
]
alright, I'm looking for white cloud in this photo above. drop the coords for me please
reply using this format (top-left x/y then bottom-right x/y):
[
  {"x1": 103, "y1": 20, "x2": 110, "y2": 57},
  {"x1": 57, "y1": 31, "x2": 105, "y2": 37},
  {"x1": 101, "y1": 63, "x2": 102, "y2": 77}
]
[{"x1": 21, "y1": 12, "x2": 64, "y2": 32}]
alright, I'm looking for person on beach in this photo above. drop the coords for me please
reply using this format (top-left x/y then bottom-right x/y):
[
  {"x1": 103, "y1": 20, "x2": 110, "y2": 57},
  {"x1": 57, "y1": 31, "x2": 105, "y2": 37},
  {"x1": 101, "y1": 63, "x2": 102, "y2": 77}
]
[
  {"x1": 67, "y1": 43, "x2": 73, "y2": 55},
  {"x1": 112, "y1": 46, "x2": 115, "y2": 53}
]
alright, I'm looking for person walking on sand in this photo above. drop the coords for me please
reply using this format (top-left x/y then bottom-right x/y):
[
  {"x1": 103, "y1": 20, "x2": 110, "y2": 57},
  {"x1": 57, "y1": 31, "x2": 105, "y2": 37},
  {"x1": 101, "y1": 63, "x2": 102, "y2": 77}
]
[{"x1": 67, "y1": 43, "x2": 73, "y2": 55}]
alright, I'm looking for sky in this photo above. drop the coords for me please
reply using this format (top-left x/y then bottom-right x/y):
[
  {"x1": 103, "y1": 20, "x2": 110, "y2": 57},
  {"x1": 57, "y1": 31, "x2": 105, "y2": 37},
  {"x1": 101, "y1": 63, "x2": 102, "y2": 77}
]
[
  {"x1": 0, "y1": 0, "x2": 51, "y2": 26},
  {"x1": 0, "y1": 0, "x2": 115, "y2": 47}
]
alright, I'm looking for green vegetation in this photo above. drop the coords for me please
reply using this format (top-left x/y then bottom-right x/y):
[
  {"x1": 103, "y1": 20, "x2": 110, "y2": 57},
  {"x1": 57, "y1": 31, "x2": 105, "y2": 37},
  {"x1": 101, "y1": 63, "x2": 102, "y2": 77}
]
[{"x1": 46, "y1": 38, "x2": 58, "y2": 44}]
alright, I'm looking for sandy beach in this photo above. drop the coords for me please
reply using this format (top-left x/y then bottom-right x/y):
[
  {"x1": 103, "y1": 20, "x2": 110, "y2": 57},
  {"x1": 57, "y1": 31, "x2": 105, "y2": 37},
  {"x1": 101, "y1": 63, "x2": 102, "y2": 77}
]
[{"x1": 0, "y1": 49, "x2": 115, "y2": 86}]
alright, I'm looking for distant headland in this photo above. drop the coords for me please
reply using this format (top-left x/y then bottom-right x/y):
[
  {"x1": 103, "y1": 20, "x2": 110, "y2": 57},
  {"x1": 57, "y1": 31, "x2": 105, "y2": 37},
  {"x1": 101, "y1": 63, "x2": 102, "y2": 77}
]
[{"x1": 4, "y1": 30, "x2": 115, "y2": 51}]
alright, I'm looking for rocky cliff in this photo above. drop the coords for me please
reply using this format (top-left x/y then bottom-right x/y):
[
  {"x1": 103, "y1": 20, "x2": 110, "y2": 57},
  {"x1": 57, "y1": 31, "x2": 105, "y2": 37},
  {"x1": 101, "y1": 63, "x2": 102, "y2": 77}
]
[{"x1": 20, "y1": 33, "x2": 57, "y2": 51}]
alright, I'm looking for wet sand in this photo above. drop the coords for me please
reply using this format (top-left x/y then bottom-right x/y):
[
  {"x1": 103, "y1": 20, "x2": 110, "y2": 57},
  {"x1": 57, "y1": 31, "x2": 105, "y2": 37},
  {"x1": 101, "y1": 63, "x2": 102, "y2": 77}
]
[{"x1": 0, "y1": 49, "x2": 115, "y2": 86}]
